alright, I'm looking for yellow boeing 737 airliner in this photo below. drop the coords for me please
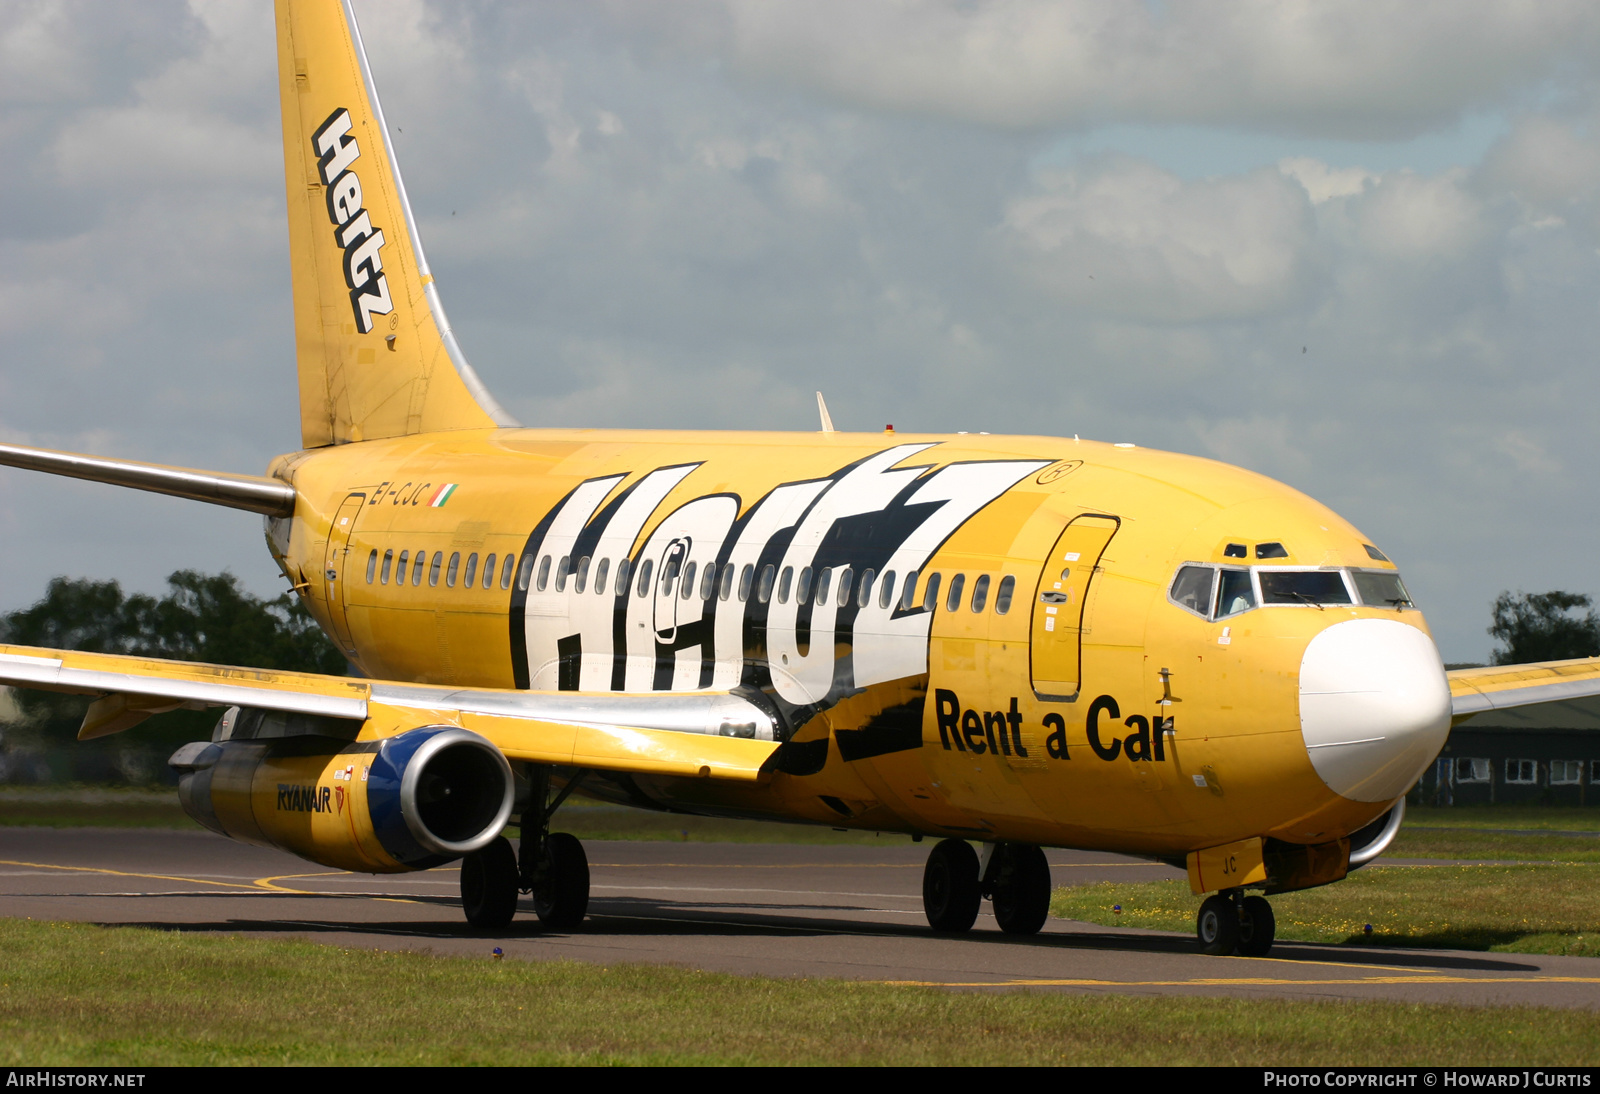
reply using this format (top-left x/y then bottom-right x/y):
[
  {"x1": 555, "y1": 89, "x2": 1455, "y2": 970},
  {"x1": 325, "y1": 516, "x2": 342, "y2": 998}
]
[{"x1": 0, "y1": 0, "x2": 1593, "y2": 956}]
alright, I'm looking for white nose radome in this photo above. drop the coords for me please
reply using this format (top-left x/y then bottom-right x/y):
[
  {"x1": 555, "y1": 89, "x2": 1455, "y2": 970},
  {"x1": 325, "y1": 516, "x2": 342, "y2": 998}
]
[{"x1": 1298, "y1": 618, "x2": 1451, "y2": 803}]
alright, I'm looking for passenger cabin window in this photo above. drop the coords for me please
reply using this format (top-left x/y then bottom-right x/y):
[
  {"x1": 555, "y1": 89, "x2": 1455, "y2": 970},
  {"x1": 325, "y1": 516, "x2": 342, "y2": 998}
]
[
  {"x1": 1259, "y1": 570, "x2": 1351, "y2": 607},
  {"x1": 922, "y1": 572, "x2": 942, "y2": 612},
  {"x1": 366, "y1": 549, "x2": 378, "y2": 584},
  {"x1": 593, "y1": 557, "x2": 610, "y2": 595},
  {"x1": 634, "y1": 558, "x2": 654, "y2": 597},
  {"x1": 535, "y1": 555, "x2": 552, "y2": 592},
  {"x1": 1351, "y1": 570, "x2": 1413, "y2": 609},
  {"x1": 837, "y1": 567, "x2": 854, "y2": 606},
  {"x1": 945, "y1": 573, "x2": 965, "y2": 612},
  {"x1": 758, "y1": 565, "x2": 776, "y2": 604},
  {"x1": 614, "y1": 558, "x2": 631, "y2": 596},
  {"x1": 995, "y1": 575, "x2": 1015, "y2": 614},
  {"x1": 813, "y1": 567, "x2": 830, "y2": 606},
  {"x1": 879, "y1": 571, "x2": 897, "y2": 609},
  {"x1": 1169, "y1": 566, "x2": 1216, "y2": 618},
  {"x1": 970, "y1": 574, "x2": 990, "y2": 613},
  {"x1": 700, "y1": 564, "x2": 717, "y2": 601},
  {"x1": 554, "y1": 555, "x2": 571, "y2": 592},
  {"x1": 738, "y1": 564, "x2": 754, "y2": 602},
  {"x1": 464, "y1": 553, "x2": 479, "y2": 589},
  {"x1": 412, "y1": 551, "x2": 426, "y2": 586},
  {"x1": 482, "y1": 553, "x2": 496, "y2": 589},
  {"x1": 572, "y1": 556, "x2": 589, "y2": 594},
  {"x1": 429, "y1": 553, "x2": 443, "y2": 587},
  {"x1": 797, "y1": 567, "x2": 813, "y2": 606},
  {"x1": 660, "y1": 556, "x2": 680, "y2": 598},
  {"x1": 381, "y1": 549, "x2": 393, "y2": 585},
  {"x1": 398, "y1": 550, "x2": 410, "y2": 584},
  {"x1": 858, "y1": 568, "x2": 875, "y2": 608},
  {"x1": 516, "y1": 554, "x2": 534, "y2": 592},
  {"x1": 678, "y1": 561, "x2": 696, "y2": 600},
  {"x1": 446, "y1": 552, "x2": 461, "y2": 588},
  {"x1": 719, "y1": 564, "x2": 735, "y2": 601},
  {"x1": 900, "y1": 571, "x2": 919, "y2": 611},
  {"x1": 777, "y1": 567, "x2": 793, "y2": 604}
]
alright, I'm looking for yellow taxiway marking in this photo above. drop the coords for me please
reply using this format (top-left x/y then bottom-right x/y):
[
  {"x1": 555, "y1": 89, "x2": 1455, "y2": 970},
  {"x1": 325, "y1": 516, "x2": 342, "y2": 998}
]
[
  {"x1": 254, "y1": 872, "x2": 421, "y2": 904},
  {"x1": 0, "y1": 857, "x2": 260, "y2": 891},
  {"x1": 884, "y1": 975, "x2": 1600, "y2": 988}
]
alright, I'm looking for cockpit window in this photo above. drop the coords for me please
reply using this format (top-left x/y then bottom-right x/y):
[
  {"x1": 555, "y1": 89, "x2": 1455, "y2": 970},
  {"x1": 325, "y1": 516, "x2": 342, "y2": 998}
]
[
  {"x1": 1169, "y1": 566, "x2": 1215, "y2": 617},
  {"x1": 1255, "y1": 542, "x2": 1288, "y2": 559},
  {"x1": 1352, "y1": 569, "x2": 1413, "y2": 609},
  {"x1": 1216, "y1": 569, "x2": 1255, "y2": 618},
  {"x1": 1364, "y1": 544, "x2": 1389, "y2": 562},
  {"x1": 1259, "y1": 570, "x2": 1351, "y2": 607}
]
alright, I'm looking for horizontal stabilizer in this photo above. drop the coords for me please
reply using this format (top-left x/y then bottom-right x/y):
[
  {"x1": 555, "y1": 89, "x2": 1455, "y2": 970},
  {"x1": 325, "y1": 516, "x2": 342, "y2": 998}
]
[{"x1": 0, "y1": 442, "x2": 295, "y2": 517}]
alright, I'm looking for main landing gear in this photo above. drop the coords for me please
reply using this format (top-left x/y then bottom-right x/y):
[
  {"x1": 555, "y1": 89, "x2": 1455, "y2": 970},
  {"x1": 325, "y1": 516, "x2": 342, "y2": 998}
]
[
  {"x1": 459, "y1": 767, "x2": 591, "y2": 930},
  {"x1": 921, "y1": 838, "x2": 1052, "y2": 936},
  {"x1": 1196, "y1": 890, "x2": 1276, "y2": 956}
]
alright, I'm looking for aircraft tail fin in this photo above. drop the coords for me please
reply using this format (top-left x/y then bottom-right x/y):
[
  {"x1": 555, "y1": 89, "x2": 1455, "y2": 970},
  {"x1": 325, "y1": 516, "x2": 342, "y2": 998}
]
[{"x1": 275, "y1": 0, "x2": 517, "y2": 448}]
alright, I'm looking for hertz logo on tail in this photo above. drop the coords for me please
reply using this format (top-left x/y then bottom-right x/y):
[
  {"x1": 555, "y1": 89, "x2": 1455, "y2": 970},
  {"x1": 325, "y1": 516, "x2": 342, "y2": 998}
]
[{"x1": 312, "y1": 108, "x2": 393, "y2": 334}]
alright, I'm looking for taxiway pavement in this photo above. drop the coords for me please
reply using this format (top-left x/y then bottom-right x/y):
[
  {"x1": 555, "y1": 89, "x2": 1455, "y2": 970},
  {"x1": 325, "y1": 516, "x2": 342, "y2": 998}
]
[{"x1": 1, "y1": 826, "x2": 1595, "y2": 1009}]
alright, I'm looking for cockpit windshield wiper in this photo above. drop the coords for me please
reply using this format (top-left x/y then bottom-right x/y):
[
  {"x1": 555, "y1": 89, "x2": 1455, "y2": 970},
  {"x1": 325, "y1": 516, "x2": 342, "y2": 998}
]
[{"x1": 1291, "y1": 591, "x2": 1325, "y2": 611}]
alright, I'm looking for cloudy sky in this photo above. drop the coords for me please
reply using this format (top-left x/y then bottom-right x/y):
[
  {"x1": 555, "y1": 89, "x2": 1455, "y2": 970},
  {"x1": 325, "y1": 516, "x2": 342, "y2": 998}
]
[{"x1": 3, "y1": 0, "x2": 1600, "y2": 662}]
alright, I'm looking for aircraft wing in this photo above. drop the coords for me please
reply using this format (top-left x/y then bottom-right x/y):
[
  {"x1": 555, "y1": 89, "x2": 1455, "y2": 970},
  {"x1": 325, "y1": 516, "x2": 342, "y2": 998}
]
[
  {"x1": 0, "y1": 644, "x2": 779, "y2": 782},
  {"x1": 1448, "y1": 658, "x2": 1600, "y2": 722}
]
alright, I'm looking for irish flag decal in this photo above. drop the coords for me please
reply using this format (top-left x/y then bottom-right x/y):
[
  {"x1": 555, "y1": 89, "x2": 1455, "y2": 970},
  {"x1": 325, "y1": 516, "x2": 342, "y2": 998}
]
[{"x1": 427, "y1": 483, "x2": 458, "y2": 508}]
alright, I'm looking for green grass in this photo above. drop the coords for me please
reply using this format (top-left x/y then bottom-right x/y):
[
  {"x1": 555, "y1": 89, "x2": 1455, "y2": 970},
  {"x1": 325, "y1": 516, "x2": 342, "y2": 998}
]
[
  {"x1": 1053, "y1": 863, "x2": 1600, "y2": 956},
  {"x1": 1, "y1": 918, "x2": 1598, "y2": 1065},
  {"x1": 0, "y1": 789, "x2": 196, "y2": 829}
]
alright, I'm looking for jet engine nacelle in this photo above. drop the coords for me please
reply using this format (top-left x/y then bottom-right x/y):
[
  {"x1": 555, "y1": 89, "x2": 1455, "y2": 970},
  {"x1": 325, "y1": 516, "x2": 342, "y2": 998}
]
[{"x1": 169, "y1": 721, "x2": 514, "y2": 874}]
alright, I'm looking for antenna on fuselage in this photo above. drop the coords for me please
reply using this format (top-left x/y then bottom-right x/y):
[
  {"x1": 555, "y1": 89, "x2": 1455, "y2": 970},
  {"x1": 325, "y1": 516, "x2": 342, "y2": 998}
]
[{"x1": 816, "y1": 392, "x2": 836, "y2": 434}]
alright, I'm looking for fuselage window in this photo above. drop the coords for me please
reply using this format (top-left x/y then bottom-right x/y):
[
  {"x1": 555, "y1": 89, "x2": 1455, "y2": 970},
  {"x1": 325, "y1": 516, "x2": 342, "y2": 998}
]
[
  {"x1": 758, "y1": 564, "x2": 776, "y2": 603},
  {"x1": 813, "y1": 567, "x2": 831, "y2": 607},
  {"x1": 660, "y1": 555, "x2": 680, "y2": 598},
  {"x1": 879, "y1": 571, "x2": 896, "y2": 609},
  {"x1": 700, "y1": 563, "x2": 718, "y2": 601},
  {"x1": 777, "y1": 566, "x2": 793, "y2": 604},
  {"x1": 482, "y1": 553, "x2": 496, "y2": 589},
  {"x1": 797, "y1": 567, "x2": 813, "y2": 606},
  {"x1": 738, "y1": 564, "x2": 754, "y2": 602},
  {"x1": 429, "y1": 552, "x2": 443, "y2": 587},
  {"x1": 995, "y1": 574, "x2": 1015, "y2": 614},
  {"x1": 554, "y1": 555, "x2": 571, "y2": 592},
  {"x1": 411, "y1": 551, "x2": 424, "y2": 586},
  {"x1": 922, "y1": 572, "x2": 942, "y2": 612},
  {"x1": 397, "y1": 550, "x2": 410, "y2": 585},
  {"x1": 945, "y1": 573, "x2": 965, "y2": 612},
  {"x1": 1259, "y1": 570, "x2": 1351, "y2": 607},
  {"x1": 679, "y1": 561, "x2": 697, "y2": 600},
  {"x1": 1216, "y1": 568, "x2": 1254, "y2": 618},
  {"x1": 900, "y1": 570, "x2": 919, "y2": 611},
  {"x1": 615, "y1": 558, "x2": 632, "y2": 596},
  {"x1": 573, "y1": 555, "x2": 590, "y2": 594},
  {"x1": 381, "y1": 549, "x2": 394, "y2": 585},
  {"x1": 463, "y1": 553, "x2": 479, "y2": 589},
  {"x1": 837, "y1": 567, "x2": 854, "y2": 607},
  {"x1": 535, "y1": 555, "x2": 552, "y2": 592},
  {"x1": 1256, "y1": 542, "x2": 1289, "y2": 560},
  {"x1": 515, "y1": 553, "x2": 533, "y2": 592},
  {"x1": 1169, "y1": 565, "x2": 1216, "y2": 618},
  {"x1": 634, "y1": 558, "x2": 653, "y2": 597},
  {"x1": 857, "y1": 568, "x2": 875, "y2": 608},
  {"x1": 446, "y1": 552, "x2": 460, "y2": 587},
  {"x1": 366, "y1": 549, "x2": 378, "y2": 584},
  {"x1": 593, "y1": 557, "x2": 610, "y2": 596},
  {"x1": 719, "y1": 563, "x2": 735, "y2": 601},
  {"x1": 970, "y1": 573, "x2": 990, "y2": 613}
]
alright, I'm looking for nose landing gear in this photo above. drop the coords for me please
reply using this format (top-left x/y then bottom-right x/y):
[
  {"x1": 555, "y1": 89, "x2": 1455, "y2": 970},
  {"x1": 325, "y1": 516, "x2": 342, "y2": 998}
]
[
  {"x1": 1196, "y1": 890, "x2": 1276, "y2": 956},
  {"x1": 921, "y1": 839, "x2": 1054, "y2": 935}
]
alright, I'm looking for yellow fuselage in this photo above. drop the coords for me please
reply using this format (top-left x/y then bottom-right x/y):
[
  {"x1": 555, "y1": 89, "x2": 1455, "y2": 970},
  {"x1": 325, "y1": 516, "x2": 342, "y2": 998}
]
[{"x1": 270, "y1": 427, "x2": 1420, "y2": 858}]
